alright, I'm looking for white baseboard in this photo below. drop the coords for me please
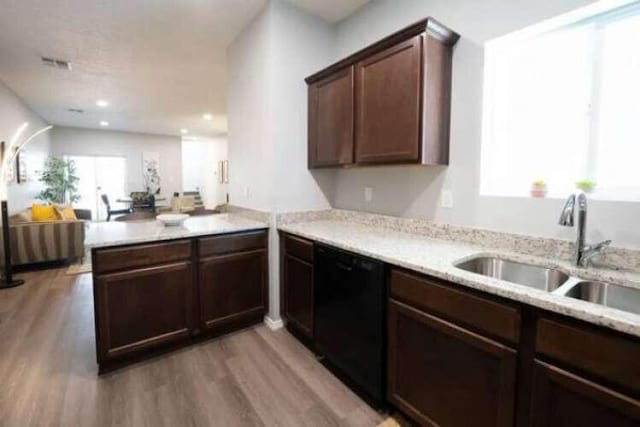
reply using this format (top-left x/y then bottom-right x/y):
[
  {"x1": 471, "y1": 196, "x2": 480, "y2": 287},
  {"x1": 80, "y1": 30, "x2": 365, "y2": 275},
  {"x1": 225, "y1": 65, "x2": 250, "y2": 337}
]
[{"x1": 264, "y1": 316, "x2": 284, "y2": 331}]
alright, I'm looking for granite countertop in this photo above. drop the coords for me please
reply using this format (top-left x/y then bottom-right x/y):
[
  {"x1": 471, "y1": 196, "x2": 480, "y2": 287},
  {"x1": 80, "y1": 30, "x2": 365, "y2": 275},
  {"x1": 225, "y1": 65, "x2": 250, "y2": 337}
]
[
  {"x1": 278, "y1": 219, "x2": 640, "y2": 339},
  {"x1": 86, "y1": 214, "x2": 269, "y2": 249}
]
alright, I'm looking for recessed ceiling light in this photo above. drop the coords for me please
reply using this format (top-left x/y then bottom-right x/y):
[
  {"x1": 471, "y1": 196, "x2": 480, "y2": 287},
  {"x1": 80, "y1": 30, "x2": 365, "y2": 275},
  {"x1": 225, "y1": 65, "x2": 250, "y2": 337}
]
[
  {"x1": 180, "y1": 128, "x2": 189, "y2": 134},
  {"x1": 96, "y1": 100, "x2": 109, "y2": 107},
  {"x1": 203, "y1": 113, "x2": 213, "y2": 121},
  {"x1": 99, "y1": 121, "x2": 109, "y2": 127}
]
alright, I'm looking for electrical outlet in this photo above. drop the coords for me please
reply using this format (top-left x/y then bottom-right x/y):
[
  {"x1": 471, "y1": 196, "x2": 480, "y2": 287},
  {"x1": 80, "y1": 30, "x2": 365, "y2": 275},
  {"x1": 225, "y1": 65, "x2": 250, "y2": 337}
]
[
  {"x1": 243, "y1": 186, "x2": 250, "y2": 197},
  {"x1": 441, "y1": 190, "x2": 454, "y2": 208},
  {"x1": 364, "y1": 187, "x2": 373, "y2": 202}
]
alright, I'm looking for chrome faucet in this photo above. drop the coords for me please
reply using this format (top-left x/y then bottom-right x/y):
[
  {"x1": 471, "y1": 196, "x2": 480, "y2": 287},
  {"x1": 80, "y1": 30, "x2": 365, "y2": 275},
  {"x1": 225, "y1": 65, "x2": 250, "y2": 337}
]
[{"x1": 558, "y1": 192, "x2": 611, "y2": 267}]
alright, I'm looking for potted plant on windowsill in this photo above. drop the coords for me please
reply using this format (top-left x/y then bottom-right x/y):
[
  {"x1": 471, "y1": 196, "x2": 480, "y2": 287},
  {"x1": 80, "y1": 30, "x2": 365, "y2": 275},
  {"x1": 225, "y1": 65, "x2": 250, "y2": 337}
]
[
  {"x1": 530, "y1": 179, "x2": 548, "y2": 198},
  {"x1": 576, "y1": 179, "x2": 596, "y2": 194}
]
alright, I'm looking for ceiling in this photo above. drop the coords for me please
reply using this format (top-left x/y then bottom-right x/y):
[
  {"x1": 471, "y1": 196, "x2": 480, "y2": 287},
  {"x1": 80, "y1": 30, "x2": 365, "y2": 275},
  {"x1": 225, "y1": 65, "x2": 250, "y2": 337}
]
[
  {"x1": 0, "y1": 0, "x2": 369, "y2": 138},
  {"x1": 287, "y1": 0, "x2": 371, "y2": 23}
]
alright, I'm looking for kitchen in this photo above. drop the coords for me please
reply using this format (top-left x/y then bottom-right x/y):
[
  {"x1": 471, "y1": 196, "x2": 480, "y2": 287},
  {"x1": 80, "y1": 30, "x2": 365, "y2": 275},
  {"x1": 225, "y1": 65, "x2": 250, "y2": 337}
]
[{"x1": 0, "y1": 0, "x2": 639, "y2": 426}]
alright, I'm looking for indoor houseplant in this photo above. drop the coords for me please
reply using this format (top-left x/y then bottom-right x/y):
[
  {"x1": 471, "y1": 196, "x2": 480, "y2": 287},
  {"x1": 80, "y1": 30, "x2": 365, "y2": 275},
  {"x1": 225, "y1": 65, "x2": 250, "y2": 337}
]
[
  {"x1": 530, "y1": 179, "x2": 548, "y2": 198},
  {"x1": 37, "y1": 156, "x2": 80, "y2": 205},
  {"x1": 576, "y1": 179, "x2": 596, "y2": 193}
]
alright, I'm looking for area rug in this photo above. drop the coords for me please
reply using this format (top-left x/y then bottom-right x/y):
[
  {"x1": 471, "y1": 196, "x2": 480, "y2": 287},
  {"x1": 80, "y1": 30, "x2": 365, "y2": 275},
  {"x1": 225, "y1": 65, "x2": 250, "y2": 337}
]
[
  {"x1": 377, "y1": 417, "x2": 402, "y2": 427},
  {"x1": 65, "y1": 257, "x2": 92, "y2": 275}
]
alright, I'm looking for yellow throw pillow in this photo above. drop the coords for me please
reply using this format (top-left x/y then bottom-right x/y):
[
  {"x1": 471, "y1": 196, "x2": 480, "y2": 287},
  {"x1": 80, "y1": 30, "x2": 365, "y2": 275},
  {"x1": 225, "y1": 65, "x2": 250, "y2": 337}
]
[
  {"x1": 55, "y1": 206, "x2": 77, "y2": 221},
  {"x1": 31, "y1": 204, "x2": 59, "y2": 222}
]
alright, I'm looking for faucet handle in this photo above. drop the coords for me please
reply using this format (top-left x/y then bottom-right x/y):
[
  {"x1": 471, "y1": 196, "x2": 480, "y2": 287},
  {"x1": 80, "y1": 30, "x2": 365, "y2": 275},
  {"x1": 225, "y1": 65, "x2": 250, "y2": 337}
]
[
  {"x1": 591, "y1": 240, "x2": 612, "y2": 250},
  {"x1": 580, "y1": 240, "x2": 613, "y2": 267}
]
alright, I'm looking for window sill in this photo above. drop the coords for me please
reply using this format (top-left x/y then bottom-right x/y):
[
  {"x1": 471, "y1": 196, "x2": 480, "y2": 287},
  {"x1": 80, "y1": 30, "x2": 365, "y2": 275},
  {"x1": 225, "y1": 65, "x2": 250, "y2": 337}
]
[{"x1": 480, "y1": 192, "x2": 640, "y2": 203}]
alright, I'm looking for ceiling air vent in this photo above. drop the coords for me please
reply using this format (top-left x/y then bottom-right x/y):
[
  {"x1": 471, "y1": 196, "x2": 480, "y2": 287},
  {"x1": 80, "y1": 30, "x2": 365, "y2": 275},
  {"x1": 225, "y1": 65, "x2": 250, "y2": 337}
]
[
  {"x1": 41, "y1": 56, "x2": 72, "y2": 70},
  {"x1": 67, "y1": 108, "x2": 84, "y2": 114}
]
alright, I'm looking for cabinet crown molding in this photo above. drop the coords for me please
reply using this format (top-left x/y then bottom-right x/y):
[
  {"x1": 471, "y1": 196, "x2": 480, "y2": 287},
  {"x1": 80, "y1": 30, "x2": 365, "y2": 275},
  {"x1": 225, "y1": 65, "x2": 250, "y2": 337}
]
[{"x1": 305, "y1": 17, "x2": 459, "y2": 84}]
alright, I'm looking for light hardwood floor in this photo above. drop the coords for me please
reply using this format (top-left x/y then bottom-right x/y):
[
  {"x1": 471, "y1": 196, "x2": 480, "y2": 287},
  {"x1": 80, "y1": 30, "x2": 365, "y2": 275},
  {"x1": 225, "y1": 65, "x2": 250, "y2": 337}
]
[{"x1": 0, "y1": 269, "x2": 384, "y2": 427}]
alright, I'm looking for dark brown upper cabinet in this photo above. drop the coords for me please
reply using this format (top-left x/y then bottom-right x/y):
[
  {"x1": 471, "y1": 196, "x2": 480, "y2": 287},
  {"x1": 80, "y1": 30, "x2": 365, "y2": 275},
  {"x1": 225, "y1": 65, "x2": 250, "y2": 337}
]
[
  {"x1": 355, "y1": 36, "x2": 422, "y2": 164},
  {"x1": 308, "y1": 66, "x2": 355, "y2": 167},
  {"x1": 306, "y1": 18, "x2": 459, "y2": 169}
]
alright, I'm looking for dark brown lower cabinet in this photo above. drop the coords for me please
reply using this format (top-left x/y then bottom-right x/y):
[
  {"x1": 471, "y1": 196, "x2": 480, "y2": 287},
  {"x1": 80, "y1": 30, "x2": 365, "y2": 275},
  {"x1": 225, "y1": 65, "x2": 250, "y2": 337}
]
[
  {"x1": 92, "y1": 230, "x2": 268, "y2": 372},
  {"x1": 94, "y1": 261, "x2": 194, "y2": 363},
  {"x1": 388, "y1": 299, "x2": 517, "y2": 427},
  {"x1": 283, "y1": 253, "x2": 313, "y2": 337},
  {"x1": 199, "y1": 249, "x2": 267, "y2": 332},
  {"x1": 275, "y1": 240, "x2": 640, "y2": 426},
  {"x1": 530, "y1": 361, "x2": 640, "y2": 427}
]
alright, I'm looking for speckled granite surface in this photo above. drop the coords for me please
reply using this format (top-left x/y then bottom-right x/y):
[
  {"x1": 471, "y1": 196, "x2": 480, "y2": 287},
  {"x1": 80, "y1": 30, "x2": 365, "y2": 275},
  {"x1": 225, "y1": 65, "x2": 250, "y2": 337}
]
[
  {"x1": 278, "y1": 209, "x2": 640, "y2": 271},
  {"x1": 86, "y1": 213, "x2": 268, "y2": 249},
  {"x1": 277, "y1": 210, "x2": 640, "y2": 338},
  {"x1": 216, "y1": 204, "x2": 272, "y2": 223}
]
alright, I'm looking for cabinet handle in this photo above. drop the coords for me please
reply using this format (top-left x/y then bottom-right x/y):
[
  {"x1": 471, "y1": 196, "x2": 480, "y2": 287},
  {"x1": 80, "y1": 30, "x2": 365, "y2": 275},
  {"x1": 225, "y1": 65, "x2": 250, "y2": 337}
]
[{"x1": 337, "y1": 262, "x2": 353, "y2": 272}]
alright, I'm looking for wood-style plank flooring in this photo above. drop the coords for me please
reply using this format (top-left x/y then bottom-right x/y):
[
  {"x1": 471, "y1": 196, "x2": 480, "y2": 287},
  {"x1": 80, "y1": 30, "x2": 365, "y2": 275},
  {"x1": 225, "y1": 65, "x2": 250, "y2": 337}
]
[{"x1": 0, "y1": 269, "x2": 384, "y2": 426}]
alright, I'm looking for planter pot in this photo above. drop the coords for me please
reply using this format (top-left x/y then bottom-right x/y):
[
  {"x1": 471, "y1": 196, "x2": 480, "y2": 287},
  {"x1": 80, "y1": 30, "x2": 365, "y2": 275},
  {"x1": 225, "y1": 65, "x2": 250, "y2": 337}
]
[
  {"x1": 576, "y1": 186, "x2": 595, "y2": 194},
  {"x1": 530, "y1": 187, "x2": 548, "y2": 198}
]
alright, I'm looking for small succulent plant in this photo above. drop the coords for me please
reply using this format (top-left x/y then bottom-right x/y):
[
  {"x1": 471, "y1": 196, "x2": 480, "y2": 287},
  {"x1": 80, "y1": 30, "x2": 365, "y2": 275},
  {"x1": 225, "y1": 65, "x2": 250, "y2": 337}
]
[{"x1": 576, "y1": 180, "x2": 596, "y2": 192}]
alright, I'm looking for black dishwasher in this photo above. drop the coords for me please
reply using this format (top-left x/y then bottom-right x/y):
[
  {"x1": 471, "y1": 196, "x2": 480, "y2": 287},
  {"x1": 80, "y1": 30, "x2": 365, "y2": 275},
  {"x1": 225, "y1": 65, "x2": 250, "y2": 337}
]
[{"x1": 314, "y1": 244, "x2": 386, "y2": 408}]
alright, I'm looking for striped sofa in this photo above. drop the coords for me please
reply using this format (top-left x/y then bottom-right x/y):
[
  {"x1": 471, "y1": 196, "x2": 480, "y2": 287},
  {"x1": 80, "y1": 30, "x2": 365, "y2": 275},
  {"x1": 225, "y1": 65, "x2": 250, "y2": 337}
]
[{"x1": 3, "y1": 219, "x2": 85, "y2": 266}]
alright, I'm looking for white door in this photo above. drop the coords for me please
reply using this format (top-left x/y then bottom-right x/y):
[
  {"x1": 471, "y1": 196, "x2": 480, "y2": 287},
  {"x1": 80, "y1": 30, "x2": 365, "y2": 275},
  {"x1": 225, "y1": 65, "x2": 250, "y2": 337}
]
[
  {"x1": 181, "y1": 138, "x2": 228, "y2": 208},
  {"x1": 66, "y1": 155, "x2": 127, "y2": 221}
]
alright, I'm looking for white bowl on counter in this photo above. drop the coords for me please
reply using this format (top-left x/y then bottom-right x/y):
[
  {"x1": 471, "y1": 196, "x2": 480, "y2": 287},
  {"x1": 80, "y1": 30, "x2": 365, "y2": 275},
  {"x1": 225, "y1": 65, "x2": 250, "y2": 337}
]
[{"x1": 156, "y1": 213, "x2": 189, "y2": 226}]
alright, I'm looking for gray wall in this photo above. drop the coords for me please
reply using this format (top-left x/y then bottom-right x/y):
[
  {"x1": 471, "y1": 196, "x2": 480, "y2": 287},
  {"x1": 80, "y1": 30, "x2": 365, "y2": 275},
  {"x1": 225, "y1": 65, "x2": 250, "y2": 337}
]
[
  {"x1": 0, "y1": 79, "x2": 51, "y2": 213},
  {"x1": 226, "y1": 0, "x2": 336, "y2": 323},
  {"x1": 226, "y1": 0, "x2": 335, "y2": 213},
  {"x1": 323, "y1": 0, "x2": 640, "y2": 249}
]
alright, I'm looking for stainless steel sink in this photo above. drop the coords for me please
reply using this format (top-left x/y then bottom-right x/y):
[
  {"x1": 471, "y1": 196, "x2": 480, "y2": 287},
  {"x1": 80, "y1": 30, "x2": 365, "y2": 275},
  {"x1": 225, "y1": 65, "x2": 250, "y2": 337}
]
[
  {"x1": 564, "y1": 281, "x2": 640, "y2": 316},
  {"x1": 455, "y1": 257, "x2": 570, "y2": 291}
]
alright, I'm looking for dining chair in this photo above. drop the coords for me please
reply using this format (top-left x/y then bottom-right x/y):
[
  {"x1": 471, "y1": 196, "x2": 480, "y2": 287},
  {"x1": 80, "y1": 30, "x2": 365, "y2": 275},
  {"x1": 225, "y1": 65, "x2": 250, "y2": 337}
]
[{"x1": 101, "y1": 194, "x2": 131, "y2": 221}]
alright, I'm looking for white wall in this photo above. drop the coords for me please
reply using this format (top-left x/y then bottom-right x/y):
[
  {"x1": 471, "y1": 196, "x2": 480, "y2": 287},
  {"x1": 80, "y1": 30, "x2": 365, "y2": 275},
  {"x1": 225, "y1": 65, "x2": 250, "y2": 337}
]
[
  {"x1": 327, "y1": 0, "x2": 640, "y2": 249},
  {"x1": 0, "y1": 79, "x2": 51, "y2": 212},
  {"x1": 50, "y1": 126, "x2": 182, "y2": 196},
  {"x1": 182, "y1": 136, "x2": 228, "y2": 208}
]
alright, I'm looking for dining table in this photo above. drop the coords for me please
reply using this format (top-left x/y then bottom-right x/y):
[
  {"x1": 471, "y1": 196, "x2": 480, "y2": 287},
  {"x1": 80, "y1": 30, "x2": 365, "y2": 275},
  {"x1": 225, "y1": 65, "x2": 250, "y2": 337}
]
[{"x1": 116, "y1": 196, "x2": 167, "y2": 204}]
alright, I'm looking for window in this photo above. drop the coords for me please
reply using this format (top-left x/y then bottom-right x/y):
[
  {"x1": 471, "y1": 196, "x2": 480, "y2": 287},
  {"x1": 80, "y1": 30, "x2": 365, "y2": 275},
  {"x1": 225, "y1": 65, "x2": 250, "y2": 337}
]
[{"x1": 481, "y1": 2, "x2": 640, "y2": 200}]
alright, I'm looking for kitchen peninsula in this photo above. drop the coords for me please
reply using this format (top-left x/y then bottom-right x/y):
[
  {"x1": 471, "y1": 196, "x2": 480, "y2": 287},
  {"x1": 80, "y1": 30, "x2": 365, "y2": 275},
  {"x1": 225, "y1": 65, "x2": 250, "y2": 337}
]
[{"x1": 86, "y1": 214, "x2": 269, "y2": 373}]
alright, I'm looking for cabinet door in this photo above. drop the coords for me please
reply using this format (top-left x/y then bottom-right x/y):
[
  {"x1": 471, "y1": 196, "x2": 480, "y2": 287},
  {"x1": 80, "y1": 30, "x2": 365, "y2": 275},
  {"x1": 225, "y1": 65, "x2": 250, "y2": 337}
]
[
  {"x1": 283, "y1": 254, "x2": 313, "y2": 337},
  {"x1": 199, "y1": 249, "x2": 267, "y2": 332},
  {"x1": 95, "y1": 261, "x2": 194, "y2": 363},
  {"x1": 388, "y1": 299, "x2": 517, "y2": 427},
  {"x1": 308, "y1": 66, "x2": 354, "y2": 167},
  {"x1": 530, "y1": 361, "x2": 640, "y2": 427},
  {"x1": 355, "y1": 35, "x2": 423, "y2": 164}
]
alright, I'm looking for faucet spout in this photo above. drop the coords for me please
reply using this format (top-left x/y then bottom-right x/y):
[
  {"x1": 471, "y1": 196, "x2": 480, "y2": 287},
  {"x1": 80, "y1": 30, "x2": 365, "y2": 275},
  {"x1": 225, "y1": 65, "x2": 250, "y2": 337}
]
[
  {"x1": 558, "y1": 191, "x2": 607, "y2": 267},
  {"x1": 558, "y1": 193, "x2": 576, "y2": 226}
]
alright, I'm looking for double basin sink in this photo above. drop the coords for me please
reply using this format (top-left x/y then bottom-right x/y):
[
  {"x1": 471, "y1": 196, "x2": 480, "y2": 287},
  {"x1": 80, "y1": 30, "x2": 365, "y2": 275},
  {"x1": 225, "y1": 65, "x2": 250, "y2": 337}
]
[{"x1": 455, "y1": 256, "x2": 640, "y2": 316}]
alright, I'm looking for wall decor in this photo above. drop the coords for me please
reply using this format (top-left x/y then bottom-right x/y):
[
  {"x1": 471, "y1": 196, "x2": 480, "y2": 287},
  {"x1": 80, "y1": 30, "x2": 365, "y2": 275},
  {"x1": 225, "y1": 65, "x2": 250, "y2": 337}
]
[
  {"x1": 16, "y1": 151, "x2": 27, "y2": 183},
  {"x1": 142, "y1": 151, "x2": 160, "y2": 194}
]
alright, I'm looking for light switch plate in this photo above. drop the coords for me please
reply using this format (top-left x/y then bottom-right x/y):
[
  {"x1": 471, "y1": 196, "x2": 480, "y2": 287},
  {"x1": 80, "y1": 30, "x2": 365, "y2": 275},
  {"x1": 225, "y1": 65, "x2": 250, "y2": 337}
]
[
  {"x1": 364, "y1": 187, "x2": 373, "y2": 202},
  {"x1": 441, "y1": 190, "x2": 454, "y2": 208}
]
